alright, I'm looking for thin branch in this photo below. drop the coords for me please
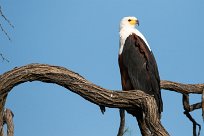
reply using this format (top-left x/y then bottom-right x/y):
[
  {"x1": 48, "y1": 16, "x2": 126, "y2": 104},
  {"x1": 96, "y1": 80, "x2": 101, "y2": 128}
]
[
  {"x1": 0, "y1": 5, "x2": 13, "y2": 41},
  {"x1": 0, "y1": 53, "x2": 9, "y2": 62},
  {"x1": 183, "y1": 94, "x2": 201, "y2": 136},
  {"x1": 0, "y1": 23, "x2": 11, "y2": 41},
  {"x1": 184, "y1": 111, "x2": 201, "y2": 136},
  {"x1": 183, "y1": 94, "x2": 190, "y2": 111},
  {"x1": 190, "y1": 103, "x2": 202, "y2": 112},
  {"x1": 0, "y1": 6, "x2": 14, "y2": 28}
]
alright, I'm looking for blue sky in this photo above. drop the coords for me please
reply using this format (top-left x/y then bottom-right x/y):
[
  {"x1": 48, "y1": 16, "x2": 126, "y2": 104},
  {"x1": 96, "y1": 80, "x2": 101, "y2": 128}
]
[{"x1": 1, "y1": 0, "x2": 204, "y2": 135}]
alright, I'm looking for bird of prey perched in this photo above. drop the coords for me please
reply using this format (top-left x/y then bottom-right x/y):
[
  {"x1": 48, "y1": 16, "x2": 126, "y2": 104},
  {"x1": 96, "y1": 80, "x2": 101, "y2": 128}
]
[{"x1": 118, "y1": 16, "x2": 163, "y2": 120}]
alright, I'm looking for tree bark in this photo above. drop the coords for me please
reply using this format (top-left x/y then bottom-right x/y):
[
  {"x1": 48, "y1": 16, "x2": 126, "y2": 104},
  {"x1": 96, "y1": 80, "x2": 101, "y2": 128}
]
[
  {"x1": 3, "y1": 108, "x2": 14, "y2": 136},
  {"x1": 0, "y1": 64, "x2": 203, "y2": 136}
]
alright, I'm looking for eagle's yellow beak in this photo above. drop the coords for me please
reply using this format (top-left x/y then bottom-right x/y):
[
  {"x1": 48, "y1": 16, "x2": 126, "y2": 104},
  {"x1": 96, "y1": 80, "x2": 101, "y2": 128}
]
[{"x1": 129, "y1": 19, "x2": 139, "y2": 26}]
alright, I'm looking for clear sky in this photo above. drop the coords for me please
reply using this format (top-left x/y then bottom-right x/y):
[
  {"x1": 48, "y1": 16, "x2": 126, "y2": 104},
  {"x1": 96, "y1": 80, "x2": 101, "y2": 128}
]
[{"x1": 1, "y1": 0, "x2": 204, "y2": 136}]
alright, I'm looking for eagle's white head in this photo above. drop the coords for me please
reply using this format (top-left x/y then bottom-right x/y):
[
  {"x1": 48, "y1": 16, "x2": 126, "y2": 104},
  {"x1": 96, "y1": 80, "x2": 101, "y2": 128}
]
[
  {"x1": 119, "y1": 16, "x2": 151, "y2": 54},
  {"x1": 120, "y1": 16, "x2": 139, "y2": 29}
]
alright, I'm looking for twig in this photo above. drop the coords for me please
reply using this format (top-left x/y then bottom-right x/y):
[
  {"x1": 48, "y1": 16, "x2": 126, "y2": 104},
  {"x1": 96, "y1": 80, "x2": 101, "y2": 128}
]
[
  {"x1": 184, "y1": 111, "x2": 201, "y2": 136},
  {"x1": 182, "y1": 94, "x2": 201, "y2": 136},
  {"x1": 0, "y1": 5, "x2": 14, "y2": 41},
  {"x1": 0, "y1": 53, "x2": 9, "y2": 62},
  {"x1": 0, "y1": 23, "x2": 11, "y2": 41},
  {"x1": 0, "y1": 5, "x2": 14, "y2": 28}
]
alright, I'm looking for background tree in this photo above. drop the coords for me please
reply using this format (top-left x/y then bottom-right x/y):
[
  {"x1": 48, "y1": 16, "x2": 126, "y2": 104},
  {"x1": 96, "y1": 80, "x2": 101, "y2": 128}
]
[{"x1": 1, "y1": 0, "x2": 204, "y2": 136}]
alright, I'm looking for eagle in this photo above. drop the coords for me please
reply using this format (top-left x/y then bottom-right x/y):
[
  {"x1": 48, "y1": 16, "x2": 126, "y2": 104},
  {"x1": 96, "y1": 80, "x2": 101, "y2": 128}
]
[{"x1": 118, "y1": 16, "x2": 163, "y2": 118}]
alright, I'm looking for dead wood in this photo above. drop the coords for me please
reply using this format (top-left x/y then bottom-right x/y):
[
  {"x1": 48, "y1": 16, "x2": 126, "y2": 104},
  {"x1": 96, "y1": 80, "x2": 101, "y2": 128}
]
[{"x1": 0, "y1": 64, "x2": 203, "y2": 136}]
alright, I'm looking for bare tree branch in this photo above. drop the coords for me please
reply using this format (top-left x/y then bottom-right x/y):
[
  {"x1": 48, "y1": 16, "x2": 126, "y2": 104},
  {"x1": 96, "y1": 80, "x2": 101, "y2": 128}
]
[
  {"x1": 0, "y1": 6, "x2": 14, "y2": 28},
  {"x1": 3, "y1": 108, "x2": 14, "y2": 136},
  {"x1": 0, "y1": 64, "x2": 203, "y2": 136},
  {"x1": 117, "y1": 109, "x2": 125, "y2": 136},
  {"x1": 183, "y1": 94, "x2": 201, "y2": 136},
  {"x1": 0, "y1": 23, "x2": 11, "y2": 41},
  {"x1": 161, "y1": 80, "x2": 204, "y2": 94},
  {"x1": 0, "y1": 4, "x2": 13, "y2": 63},
  {"x1": 0, "y1": 5, "x2": 14, "y2": 41},
  {"x1": 0, "y1": 53, "x2": 9, "y2": 63},
  {"x1": 162, "y1": 80, "x2": 204, "y2": 136}
]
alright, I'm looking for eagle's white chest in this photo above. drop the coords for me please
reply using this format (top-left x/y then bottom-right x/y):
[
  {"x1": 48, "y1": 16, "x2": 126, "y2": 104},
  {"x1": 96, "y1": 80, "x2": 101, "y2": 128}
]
[{"x1": 119, "y1": 28, "x2": 151, "y2": 55}]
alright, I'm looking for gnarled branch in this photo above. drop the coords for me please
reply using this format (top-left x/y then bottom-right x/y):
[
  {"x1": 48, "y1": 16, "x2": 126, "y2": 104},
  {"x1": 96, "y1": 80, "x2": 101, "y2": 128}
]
[{"x1": 0, "y1": 64, "x2": 203, "y2": 136}]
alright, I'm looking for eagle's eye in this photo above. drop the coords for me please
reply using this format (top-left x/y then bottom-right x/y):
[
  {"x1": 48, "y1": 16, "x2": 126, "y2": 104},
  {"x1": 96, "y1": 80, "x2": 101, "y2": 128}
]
[{"x1": 128, "y1": 19, "x2": 131, "y2": 22}]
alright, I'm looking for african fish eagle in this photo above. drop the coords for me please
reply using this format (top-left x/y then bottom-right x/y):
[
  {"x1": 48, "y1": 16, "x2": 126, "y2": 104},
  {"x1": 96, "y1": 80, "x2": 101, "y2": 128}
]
[{"x1": 118, "y1": 16, "x2": 163, "y2": 117}]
